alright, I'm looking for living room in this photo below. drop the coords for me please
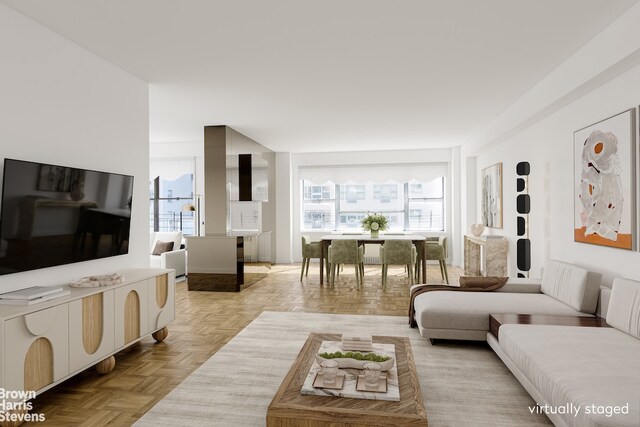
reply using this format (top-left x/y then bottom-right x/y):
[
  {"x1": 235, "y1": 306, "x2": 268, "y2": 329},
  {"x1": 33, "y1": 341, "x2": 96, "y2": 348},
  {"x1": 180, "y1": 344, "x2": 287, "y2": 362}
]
[{"x1": 1, "y1": 1, "x2": 640, "y2": 426}]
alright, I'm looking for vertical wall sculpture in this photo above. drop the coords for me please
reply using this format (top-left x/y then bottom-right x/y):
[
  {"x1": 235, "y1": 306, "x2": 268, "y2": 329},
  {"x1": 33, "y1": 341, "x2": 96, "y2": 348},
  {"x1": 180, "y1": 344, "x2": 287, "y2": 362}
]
[{"x1": 516, "y1": 162, "x2": 531, "y2": 278}]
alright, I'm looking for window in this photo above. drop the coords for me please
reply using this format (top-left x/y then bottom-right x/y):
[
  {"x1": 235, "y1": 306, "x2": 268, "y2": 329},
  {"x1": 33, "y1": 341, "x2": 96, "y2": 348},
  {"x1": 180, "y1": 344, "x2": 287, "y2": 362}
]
[
  {"x1": 373, "y1": 184, "x2": 399, "y2": 203},
  {"x1": 302, "y1": 181, "x2": 336, "y2": 230},
  {"x1": 338, "y1": 212, "x2": 366, "y2": 229},
  {"x1": 301, "y1": 177, "x2": 445, "y2": 232},
  {"x1": 341, "y1": 184, "x2": 366, "y2": 203},
  {"x1": 304, "y1": 184, "x2": 332, "y2": 200},
  {"x1": 149, "y1": 158, "x2": 196, "y2": 234},
  {"x1": 406, "y1": 178, "x2": 445, "y2": 231}
]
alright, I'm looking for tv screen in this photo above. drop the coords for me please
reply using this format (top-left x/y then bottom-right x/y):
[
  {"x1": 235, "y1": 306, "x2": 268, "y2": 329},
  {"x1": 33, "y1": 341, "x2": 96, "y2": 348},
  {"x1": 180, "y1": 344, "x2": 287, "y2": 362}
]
[{"x1": 0, "y1": 158, "x2": 134, "y2": 276}]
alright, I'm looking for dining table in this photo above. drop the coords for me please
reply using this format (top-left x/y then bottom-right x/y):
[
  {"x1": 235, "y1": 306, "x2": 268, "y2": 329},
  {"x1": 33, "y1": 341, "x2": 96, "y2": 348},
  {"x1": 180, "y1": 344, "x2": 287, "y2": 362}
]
[{"x1": 319, "y1": 233, "x2": 430, "y2": 284}]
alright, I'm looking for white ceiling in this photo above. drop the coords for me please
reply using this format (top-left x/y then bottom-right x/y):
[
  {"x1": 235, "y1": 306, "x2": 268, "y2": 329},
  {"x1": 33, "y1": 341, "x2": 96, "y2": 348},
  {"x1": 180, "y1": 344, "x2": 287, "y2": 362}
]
[{"x1": 2, "y1": 0, "x2": 637, "y2": 153}]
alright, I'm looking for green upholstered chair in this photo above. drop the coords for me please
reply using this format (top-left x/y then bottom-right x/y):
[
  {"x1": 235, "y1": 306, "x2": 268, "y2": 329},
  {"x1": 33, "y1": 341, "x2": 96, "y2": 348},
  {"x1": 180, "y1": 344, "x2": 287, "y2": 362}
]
[
  {"x1": 379, "y1": 240, "x2": 416, "y2": 288},
  {"x1": 328, "y1": 239, "x2": 365, "y2": 289},
  {"x1": 417, "y1": 236, "x2": 449, "y2": 283},
  {"x1": 300, "y1": 236, "x2": 326, "y2": 281}
]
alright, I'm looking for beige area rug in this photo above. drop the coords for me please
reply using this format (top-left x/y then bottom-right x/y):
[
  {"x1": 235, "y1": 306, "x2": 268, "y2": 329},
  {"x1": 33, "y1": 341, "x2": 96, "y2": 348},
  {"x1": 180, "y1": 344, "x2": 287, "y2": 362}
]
[{"x1": 135, "y1": 311, "x2": 551, "y2": 426}]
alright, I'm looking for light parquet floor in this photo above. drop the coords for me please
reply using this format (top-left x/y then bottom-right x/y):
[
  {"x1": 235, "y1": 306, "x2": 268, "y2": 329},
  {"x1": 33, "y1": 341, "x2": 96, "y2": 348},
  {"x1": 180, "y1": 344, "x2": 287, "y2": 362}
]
[{"x1": 26, "y1": 263, "x2": 463, "y2": 426}]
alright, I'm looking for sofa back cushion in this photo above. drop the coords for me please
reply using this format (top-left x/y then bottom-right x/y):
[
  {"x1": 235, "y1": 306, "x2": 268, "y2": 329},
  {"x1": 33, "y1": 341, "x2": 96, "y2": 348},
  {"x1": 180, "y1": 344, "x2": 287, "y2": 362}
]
[
  {"x1": 607, "y1": 278, "x2": 640, "y2": 339},
  {"x1": 596, "y1": 286, "x2": 612, "y2": 319},
  {"x1": 540, "y1": 259, "x2": 601, "y2": 313}
]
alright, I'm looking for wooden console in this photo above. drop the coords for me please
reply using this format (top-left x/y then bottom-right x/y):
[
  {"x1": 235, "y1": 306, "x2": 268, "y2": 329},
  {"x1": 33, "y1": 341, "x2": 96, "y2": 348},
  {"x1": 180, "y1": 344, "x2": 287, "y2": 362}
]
[
  {"x1": 489, "y1": 313, "x2": 610, "y2": 341},
  {"x1": 0, "y1": 268, "x2": 175, "y2": 403}
]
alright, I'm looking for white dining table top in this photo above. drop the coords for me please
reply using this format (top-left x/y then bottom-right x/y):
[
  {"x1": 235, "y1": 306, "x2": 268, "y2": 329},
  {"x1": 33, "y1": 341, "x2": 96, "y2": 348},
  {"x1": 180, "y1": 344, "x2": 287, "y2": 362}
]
[{"x1": 320, "y1": 233, "x2": 426, "y2": 241}]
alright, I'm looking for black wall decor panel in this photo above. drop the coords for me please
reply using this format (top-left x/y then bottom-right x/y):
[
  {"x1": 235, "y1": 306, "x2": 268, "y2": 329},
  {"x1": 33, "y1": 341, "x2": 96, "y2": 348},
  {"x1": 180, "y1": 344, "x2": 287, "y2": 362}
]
[
  {"x1": 516, "y1": 194, "x2": 531, "y2": 214},
  {"x1": 516, "y1": 162, "x2": 530, "y2": 176},
  {"x1": 516, "y1": 162, "x2": 531, "y2": 277},
  {"x1": 517, "y1": 216, "x2": 526, "y2": 236},
  {"x1": 517, "y1": 238, "x2": 531, "y2": 271}
]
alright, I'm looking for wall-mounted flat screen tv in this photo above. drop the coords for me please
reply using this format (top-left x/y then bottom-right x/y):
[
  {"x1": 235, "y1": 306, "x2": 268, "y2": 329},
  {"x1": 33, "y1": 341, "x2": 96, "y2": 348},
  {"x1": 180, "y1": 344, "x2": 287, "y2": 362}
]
[{"x1": 0, "y1": 158, "x2": 134, "y2": 276}]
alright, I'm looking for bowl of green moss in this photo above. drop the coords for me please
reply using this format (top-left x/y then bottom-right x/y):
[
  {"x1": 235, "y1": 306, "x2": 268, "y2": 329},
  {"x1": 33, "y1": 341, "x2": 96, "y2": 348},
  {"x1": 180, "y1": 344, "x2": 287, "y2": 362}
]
[{"x1": 315, "y1": 351, "x2": 395, "y2": 371}]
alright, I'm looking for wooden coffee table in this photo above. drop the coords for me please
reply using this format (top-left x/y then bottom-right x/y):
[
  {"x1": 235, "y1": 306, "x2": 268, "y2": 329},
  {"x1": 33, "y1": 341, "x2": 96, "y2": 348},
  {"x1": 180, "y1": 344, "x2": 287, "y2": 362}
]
[
  {"x1": 266, "y1": 333, "x2": 428, "y2": 426},
  {"x1": 489, "y1": 313, "x2": 610, "y2": 341}
]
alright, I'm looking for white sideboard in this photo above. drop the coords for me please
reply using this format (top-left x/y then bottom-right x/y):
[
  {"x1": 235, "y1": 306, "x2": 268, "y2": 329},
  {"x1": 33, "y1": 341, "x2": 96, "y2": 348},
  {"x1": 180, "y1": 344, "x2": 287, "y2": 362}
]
[
  {"x1": 464, "y1": 235, "x2": 508, "y2": 277},
  {"x1": 0, "y1": 268, "x2": 175, "y2": 403}
]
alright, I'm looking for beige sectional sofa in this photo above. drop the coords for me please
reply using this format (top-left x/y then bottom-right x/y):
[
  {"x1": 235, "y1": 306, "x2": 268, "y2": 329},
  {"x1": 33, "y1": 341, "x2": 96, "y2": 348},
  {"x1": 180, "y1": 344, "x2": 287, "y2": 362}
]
[
  {"x1": 488, "y1": 278, "x2": 640, "y2": 426},
  {"x1": 411, "y1": 259, "x2": 640, "y2": 425},
  {"x1": 411, "y1": 259, "x2": 602, "y2": 341}
]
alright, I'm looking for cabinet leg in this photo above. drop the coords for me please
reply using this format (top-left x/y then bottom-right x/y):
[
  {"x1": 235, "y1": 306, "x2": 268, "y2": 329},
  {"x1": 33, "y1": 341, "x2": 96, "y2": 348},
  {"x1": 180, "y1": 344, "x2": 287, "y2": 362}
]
[
  {"x1": 95, "y1": 355, "x2": 116, "y2": 375},
  {"x1": 152, "y1": 327, "x2": 169, "y2": 342}
]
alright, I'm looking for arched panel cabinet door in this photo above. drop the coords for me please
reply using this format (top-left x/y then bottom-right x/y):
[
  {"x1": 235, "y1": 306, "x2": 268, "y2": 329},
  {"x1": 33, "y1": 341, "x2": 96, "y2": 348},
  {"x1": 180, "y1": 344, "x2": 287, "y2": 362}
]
[
  {"x1": 114, "y1": 281, "x2": 149, "y2": 349},
  {"x1": 24, "y1": 338, "x2": 53, "y2": 392},
  {"x1": 4, "y1": 304, "x2": 69, "y2": 393},
  {"x1": 69, "y1": 291, "x2": 115, "y2": 373},
  {"x1": 148, "y1": 273, "x2": 175, "y2": 335}
]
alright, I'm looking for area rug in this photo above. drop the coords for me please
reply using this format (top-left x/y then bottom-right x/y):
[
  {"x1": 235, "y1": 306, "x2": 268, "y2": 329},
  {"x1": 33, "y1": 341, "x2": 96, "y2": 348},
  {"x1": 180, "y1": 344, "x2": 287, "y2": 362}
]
[{"x1": 135, "y1": 311, "x2": 551, "y2": 426}]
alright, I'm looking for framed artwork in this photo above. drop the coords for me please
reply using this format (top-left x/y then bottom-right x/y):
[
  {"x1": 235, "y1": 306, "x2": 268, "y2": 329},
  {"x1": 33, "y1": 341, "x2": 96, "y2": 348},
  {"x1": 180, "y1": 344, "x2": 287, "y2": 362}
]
[
  {"x1": 38, "y1": 165, "x2": 71, "y2": 191},
  {"x1": 574, "y1": 108, "x2": 636, "y2": 250},
  {"x1": 481, "y1": 162, "x2": 503, "y2": 228},
  {"x1": 37, "y1": 165, "x2": 86, "y2": 194}
]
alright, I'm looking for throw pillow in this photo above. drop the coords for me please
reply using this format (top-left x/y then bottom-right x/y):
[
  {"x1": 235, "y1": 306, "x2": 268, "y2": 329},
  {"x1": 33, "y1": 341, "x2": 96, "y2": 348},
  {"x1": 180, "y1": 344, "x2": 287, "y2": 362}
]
[
  {"x1": 152, "y1": 241, "x2": 174, "y2": 256},
  {"x1": 459, "y1": 276, "x2": 508, "y2": 288}
]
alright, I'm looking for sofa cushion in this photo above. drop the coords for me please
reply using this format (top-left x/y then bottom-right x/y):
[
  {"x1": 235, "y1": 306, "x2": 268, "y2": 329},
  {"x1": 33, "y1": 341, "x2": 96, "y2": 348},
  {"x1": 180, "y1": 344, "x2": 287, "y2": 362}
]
[
  {"x1": 498, "y1": 324, "x2": 640, "y2": 426},
  {"x1": 414, "y1": 292, "x2": 589, "y2": 332},
  {"x1": 150, "y1": 232, "x2": 183, "y2": 254},
  {"x1": 496, "y1": 277, "x2": 542, "y2": 293},
  {"x1": 607, "y1": 278, "x2": 640, "y2": 339},
  {"x1": 540, "y1": 259, "x2": 601, "y2": 313},
  {"x1": 152, "y1": 241, "x2": 174, "y2": 256}
]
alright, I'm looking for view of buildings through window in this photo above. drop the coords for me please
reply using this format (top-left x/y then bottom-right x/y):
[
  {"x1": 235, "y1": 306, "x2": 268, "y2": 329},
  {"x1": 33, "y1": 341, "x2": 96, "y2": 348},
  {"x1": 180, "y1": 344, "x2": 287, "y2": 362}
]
[
  {"x1": 302, "y1": 177, "x2": 445, "y2": 231},
  {"x1": 149, "y1": 174, "x2": 195, "y2": 235}
]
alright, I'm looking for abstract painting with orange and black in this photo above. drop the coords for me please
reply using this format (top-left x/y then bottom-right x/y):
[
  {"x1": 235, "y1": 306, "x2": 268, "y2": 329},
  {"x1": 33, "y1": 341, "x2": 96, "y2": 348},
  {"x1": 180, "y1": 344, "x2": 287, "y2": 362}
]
[{"x1": 574, "y1": 109, "x2": 636, "y2": 250}]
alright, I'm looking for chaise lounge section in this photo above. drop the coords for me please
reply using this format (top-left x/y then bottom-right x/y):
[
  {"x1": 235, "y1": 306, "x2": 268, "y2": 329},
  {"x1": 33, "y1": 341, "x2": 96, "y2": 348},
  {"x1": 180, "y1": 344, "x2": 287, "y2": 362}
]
[
  {"x1": 411, "y1": 259, "x2": 602, "y2": 341},
  {"x1": 488, "y1": 278, "x2": 640, "y2": 426}
]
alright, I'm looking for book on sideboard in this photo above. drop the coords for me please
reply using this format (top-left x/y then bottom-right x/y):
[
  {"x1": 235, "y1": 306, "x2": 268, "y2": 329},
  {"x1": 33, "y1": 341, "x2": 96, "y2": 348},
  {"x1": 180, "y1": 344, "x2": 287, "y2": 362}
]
[
  {"x1": 0, "y1": 288, "x2": 70, "y2": 305},
  {"x1": 0, "y1": 286, "x2": 65, "y2": 300}
]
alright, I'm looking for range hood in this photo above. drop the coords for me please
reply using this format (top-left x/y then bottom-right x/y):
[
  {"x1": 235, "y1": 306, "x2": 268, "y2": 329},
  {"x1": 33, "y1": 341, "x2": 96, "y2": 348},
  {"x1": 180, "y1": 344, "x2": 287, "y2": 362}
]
[
  {"x1": 238, "y1": 154, "x2": 252, "y2": 201},
  {"x1": 229, "y1": 153, "x2": 268, "y2": 202}
]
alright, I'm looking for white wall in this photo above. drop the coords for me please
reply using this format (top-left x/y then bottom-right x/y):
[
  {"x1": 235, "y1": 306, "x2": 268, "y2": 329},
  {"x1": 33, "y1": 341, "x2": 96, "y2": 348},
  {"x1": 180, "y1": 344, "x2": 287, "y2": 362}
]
[
  {"x1": 464, "y1": 3, "x2": 640, "y2": 285},
  {"x1": 0, "y1": 4, "x2": 149, "y2": 292}
]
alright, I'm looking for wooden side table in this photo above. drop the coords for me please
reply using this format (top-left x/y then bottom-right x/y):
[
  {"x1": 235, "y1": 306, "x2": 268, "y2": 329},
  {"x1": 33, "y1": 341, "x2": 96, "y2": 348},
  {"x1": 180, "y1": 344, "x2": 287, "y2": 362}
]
[{"x1": 489, "y1": 313, "x2": 610, "y2": 341}]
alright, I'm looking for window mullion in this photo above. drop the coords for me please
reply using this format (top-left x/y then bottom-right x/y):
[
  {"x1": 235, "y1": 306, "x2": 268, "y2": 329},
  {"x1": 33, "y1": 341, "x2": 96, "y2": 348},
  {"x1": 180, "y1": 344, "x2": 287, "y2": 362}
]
[
  {"x1": 403, "y1": 182, "x2": 409, "y2": 231},
  {"x1": 334, "y1": 183, "x2": 341, "y2": 231}
]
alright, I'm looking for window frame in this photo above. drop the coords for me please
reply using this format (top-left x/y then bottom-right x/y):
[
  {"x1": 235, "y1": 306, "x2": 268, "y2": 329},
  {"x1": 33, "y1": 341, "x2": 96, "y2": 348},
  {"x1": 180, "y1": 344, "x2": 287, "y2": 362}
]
[{"x1": 301, "y1": 178, "x2": 445, "y2": 232}]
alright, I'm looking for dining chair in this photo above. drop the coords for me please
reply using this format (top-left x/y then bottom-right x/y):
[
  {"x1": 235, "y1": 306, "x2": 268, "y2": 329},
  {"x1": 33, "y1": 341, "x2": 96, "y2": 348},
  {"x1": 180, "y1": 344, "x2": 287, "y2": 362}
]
[
  {"x1": 416, "y1": 236, "x2": 449, "y2": 283},
  {"x1": 379, "y1": 240, "x2": 416, "y2": 288},
  {"x1": 328, "y1": 239, "x2": 365, "y2": 289},
  {"x1": 300, "y1": 236, "x2": 325, "y2": 281}
]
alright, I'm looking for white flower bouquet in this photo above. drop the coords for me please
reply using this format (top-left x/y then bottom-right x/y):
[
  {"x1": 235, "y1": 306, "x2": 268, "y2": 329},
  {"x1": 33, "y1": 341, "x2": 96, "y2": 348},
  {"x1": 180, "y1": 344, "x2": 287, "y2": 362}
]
[{"x1": 361, "y1": 213, "x2": 389, "y2": 232}]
